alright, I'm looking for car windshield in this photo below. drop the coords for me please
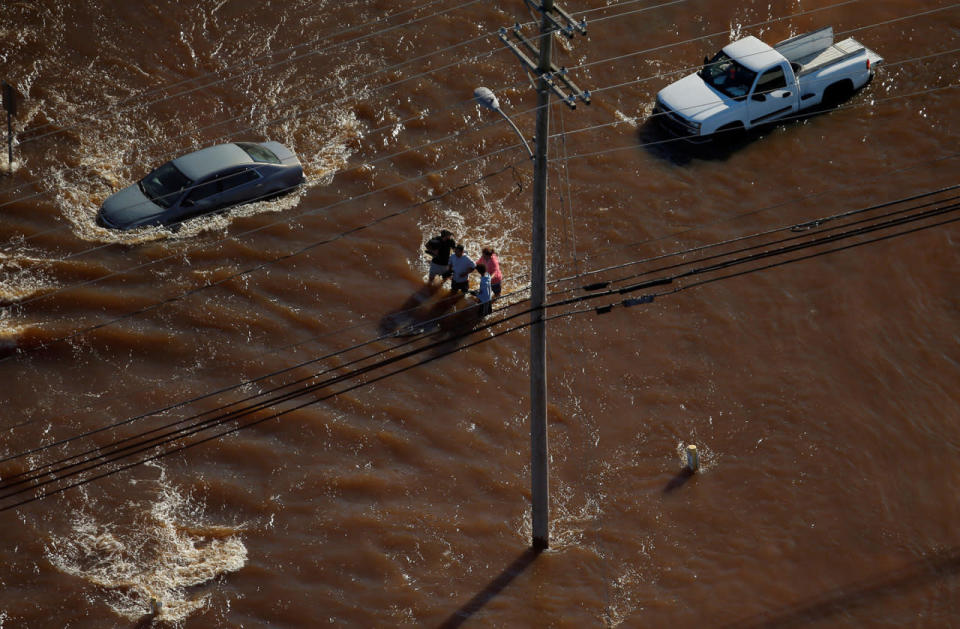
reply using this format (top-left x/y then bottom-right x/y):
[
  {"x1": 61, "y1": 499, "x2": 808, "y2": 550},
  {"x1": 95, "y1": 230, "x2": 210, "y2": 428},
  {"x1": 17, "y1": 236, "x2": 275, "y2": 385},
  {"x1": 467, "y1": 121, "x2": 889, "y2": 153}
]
[
  {"x1": 236, "y1": 142, "x2": 280, "y2": 164},
  {"x1": 699, "y1": 51, "x2": 757, "y2": 99},
  {"x1": 138, "y1": 162, "x2": 192, "y2": 208}
]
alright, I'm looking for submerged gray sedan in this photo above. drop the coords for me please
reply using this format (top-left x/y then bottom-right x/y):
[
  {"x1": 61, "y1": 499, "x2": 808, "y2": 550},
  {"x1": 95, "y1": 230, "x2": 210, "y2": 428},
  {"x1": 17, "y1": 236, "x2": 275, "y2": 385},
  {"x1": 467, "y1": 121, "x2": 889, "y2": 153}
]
[{"x1": 97, "y1": 141, "x2": 305, "y2": 230}]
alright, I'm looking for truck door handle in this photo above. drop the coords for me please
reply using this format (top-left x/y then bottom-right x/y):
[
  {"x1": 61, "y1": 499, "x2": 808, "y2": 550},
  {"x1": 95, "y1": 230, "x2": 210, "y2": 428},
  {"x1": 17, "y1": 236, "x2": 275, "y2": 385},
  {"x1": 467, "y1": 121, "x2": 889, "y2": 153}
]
[{"x1": 781, "y1": 91, "x2": 792, "y2": 98}]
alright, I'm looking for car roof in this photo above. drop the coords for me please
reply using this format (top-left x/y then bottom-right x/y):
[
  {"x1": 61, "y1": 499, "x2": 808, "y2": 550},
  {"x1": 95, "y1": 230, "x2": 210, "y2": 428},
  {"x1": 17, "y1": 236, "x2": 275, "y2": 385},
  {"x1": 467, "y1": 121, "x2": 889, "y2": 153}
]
[
  {"x1": 723, "y1": 36, "x2": 783, "y2": 73},
  {"x1": 170, "y1": 143, "x2": 253, "y2": 181}
]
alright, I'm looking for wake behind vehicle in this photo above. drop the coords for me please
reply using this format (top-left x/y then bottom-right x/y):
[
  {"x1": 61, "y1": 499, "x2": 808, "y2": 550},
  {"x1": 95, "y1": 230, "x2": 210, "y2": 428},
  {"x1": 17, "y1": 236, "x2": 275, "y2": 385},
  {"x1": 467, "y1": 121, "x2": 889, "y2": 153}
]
[
  {"x1": 653, "y1": 27, "x2": 883, "y2": 142},
  {"x1": 97, "y1": 141, "x2": 305, "y2": 230}
]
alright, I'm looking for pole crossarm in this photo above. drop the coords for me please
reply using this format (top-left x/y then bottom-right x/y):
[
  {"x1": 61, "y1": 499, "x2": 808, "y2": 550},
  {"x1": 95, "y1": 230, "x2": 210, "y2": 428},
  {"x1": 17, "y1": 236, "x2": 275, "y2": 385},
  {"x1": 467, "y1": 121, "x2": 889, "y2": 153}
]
[
  {"x1": 497, "y1": 17, "x2": 591, "y2": 109},
  {"x1": 523, "y1": 0, "x2": 588, "y2": 38}
]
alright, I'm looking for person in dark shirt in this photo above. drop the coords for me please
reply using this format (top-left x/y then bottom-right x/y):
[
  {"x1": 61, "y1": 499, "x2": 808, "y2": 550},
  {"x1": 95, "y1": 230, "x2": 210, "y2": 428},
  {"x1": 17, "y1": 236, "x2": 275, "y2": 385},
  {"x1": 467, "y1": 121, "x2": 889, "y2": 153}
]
[{"x1": 425, "y1": 229, "x2": 455, "y2": 283}]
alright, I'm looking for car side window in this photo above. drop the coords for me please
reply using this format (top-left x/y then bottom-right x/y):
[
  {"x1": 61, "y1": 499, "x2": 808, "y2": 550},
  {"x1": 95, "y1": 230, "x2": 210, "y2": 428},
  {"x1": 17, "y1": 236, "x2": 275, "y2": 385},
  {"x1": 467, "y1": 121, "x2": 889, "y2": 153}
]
[
  {"x1": 221, "y1": 168, "x2": 260, "y2": 191},
  {"x1": 755, "y1": 66, "x2": 787, "y2": 93},
  {"x1": 185, "y1": 178, "x2": 220, "y2": 203}
]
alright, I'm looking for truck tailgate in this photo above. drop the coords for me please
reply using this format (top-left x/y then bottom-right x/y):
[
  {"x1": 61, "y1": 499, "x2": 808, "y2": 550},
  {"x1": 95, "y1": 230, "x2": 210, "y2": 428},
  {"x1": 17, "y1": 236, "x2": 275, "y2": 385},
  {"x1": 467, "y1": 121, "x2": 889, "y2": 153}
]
[{"x1": 864, "y1": 45, "x2": 884, "y2": 67}]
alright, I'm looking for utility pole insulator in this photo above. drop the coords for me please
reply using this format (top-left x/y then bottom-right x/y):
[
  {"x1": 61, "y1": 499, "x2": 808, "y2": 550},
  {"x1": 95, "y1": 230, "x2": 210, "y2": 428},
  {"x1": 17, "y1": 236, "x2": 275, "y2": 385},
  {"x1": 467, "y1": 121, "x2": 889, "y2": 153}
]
[
  {"x1": 498, "y1": 7, "x2": 591, "y2": 110},
  {"x1": 523, "y1": 0, "x2": 588, "y2": 37}
]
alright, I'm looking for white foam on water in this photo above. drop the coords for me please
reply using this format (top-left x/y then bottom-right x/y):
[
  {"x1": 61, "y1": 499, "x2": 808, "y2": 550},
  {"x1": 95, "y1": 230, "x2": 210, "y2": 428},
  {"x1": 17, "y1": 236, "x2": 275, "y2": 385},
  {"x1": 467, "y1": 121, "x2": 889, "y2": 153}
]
[
  {"x1": 414, "y1": 161, "x2": 530, "y2": 303},
  {"x1": 0, "y1": 248, "x2": 54, "y2": 304},
  {"x1": 44, "y1": 466, "x2": 247, "y2": 624},
  {"x1": 517, "y1": 478, "x2": 604, "y2": 552},
  {"x1": 603, "y1": 566, "x2": 647, "y2": 628},
  {"x1": 0, "y1": 309, "x2": 27, "y2": 351},
  {"x1": 31, "y1": 33, "x2": 365, "y2": 246}
]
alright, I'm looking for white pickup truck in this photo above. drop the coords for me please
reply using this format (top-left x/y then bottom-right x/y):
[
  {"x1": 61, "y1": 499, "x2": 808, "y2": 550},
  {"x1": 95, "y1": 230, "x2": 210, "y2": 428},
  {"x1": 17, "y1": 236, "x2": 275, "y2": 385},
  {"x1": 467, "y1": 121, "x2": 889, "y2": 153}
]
[{"x1": 653, "y1": 27, "x2": 883, "y2": 141}]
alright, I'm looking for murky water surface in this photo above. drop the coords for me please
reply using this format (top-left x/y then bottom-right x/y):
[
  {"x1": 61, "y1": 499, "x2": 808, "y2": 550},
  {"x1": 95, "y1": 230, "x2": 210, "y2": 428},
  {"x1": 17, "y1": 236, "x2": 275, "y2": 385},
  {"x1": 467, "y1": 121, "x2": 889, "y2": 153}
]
[{"x1": 0, "y1": 0, "x2": 957, "y2": 626}]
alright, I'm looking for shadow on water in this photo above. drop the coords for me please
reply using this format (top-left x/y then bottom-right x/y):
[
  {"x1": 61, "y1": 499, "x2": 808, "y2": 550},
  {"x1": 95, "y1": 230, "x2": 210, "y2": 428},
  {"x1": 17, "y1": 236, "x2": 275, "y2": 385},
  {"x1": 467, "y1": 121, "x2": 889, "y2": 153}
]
[
  {"x1": 722, "y1": 546, "x2": 960, "y2": 629},
  {"x1": 662, "y1": 468, "x2": 696, "y2": 494},
  {"x1": 379, "y1": 283, "x2": 490, "y2": 362},
  {"x1": 638, "y1": 119, "x2": 760, "y2": 166},
  {"x1": 378, "y1": 283, "x2": 464, "y2": 338},
  {"x1": 439, "y1": 547, "x2": 542, "y2": 628}
]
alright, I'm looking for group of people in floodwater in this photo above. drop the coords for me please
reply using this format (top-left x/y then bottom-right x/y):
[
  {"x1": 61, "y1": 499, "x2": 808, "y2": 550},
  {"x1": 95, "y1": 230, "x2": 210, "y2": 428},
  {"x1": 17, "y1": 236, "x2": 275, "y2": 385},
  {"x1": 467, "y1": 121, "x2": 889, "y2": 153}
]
[{"x1": 424, "y1": 229, "x2": 501, "y2": 317}]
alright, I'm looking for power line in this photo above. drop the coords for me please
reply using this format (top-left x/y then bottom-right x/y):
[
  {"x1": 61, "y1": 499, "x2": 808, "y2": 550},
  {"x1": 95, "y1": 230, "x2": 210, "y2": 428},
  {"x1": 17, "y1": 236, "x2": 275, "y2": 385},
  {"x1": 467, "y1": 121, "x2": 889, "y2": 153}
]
[
  {"x1": 0, "y1": 0, "x2": 941, "y2": 269},
  {"x1": 17, "y1": 0, "x2": 490, "y2": 146},
  {"x1": 0, "y1": 6, "x2": 939, "y2": 382},
  {"x1": 0, "y1": 0, "x2": 883, "y2": 222},
  {"x1": 2, "y1": 70, "x2": 955, "y2": 370},
  {"x1": 8, "y1": 33, "x2": 954, "y2": 315},
  {"x1": 1, "y1": 0, "x2": 952, "y2": 506},
  {"x1": 583, "y1": 208, "x2": 960, "y2": 318},
  {"x1": 0, "y1": 298, "x2": 538, "y2": 506},
  {"x1": 3, "y1": 176, "x2": 952, "y2": 443},
  {"x1": 547, "y1": 184, "x2": 960, "y2": 295},
  {"x1": 3, "y1": 183, "x2": 953, "y2": 467},
  {"x1": 16, "y1": 196, "x2": 956, "y2": 466},
  {"x1": 2, "y1": 193, "x2": 955, "y2": 512}
]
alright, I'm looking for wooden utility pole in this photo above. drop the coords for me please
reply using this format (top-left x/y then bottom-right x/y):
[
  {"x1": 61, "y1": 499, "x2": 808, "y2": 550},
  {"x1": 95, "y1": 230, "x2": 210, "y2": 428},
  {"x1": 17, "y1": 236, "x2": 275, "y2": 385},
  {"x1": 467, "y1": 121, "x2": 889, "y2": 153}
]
[
  {"x1": 529, "y1": 0, "x2": 554, "y2": 552},
  {"x1": 499, "y1": 1, "x2": 588, "y2": 551}
]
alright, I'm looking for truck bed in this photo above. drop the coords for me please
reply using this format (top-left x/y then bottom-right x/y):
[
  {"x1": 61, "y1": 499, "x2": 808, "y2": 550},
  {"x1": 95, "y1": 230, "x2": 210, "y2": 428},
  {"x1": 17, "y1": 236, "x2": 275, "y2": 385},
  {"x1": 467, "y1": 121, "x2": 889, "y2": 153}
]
[
  {"x1": 775, "y1": 26, "x2": 882, "y2": 77},
  {"x1": 792, "y1": 38, "x2": 868, "y2": 75}
]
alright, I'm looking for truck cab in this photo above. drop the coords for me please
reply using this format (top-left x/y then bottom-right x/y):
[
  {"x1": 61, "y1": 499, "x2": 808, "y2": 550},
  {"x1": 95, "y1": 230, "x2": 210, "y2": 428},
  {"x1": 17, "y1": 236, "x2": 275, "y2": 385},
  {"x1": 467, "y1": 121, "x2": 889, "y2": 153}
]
[{"x1": 700, "y1": 38, "x2": 801, "y2": 127}]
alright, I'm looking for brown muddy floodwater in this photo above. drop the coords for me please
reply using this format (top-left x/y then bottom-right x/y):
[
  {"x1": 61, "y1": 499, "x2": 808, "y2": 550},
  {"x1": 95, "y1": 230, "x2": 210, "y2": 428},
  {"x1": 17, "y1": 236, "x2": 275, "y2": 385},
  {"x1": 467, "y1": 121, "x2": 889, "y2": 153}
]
[{"x1": 0, "y1": 0, "x2": 958, "y2": 627}]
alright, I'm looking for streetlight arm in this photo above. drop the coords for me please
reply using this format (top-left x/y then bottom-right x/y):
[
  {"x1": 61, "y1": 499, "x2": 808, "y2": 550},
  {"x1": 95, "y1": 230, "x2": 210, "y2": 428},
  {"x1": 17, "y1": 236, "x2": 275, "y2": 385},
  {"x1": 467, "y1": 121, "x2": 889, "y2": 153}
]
[
  {"x1": 474, "y1": 86, "x2": 534, "y2": 160},
  {"x1": 497, "y1": 108, "x2": 534, "y2": 159}
]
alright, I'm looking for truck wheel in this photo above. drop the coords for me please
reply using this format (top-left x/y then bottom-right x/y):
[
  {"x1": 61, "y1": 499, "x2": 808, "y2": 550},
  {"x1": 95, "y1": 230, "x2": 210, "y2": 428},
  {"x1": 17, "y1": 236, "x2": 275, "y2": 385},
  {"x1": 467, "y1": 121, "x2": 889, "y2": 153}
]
[
  {"x1": 823, "y1": 81, "x2": 854, "y2": 107},
  {"x1": 715, "y1": 122, "x2": 745, "y2": 137}
]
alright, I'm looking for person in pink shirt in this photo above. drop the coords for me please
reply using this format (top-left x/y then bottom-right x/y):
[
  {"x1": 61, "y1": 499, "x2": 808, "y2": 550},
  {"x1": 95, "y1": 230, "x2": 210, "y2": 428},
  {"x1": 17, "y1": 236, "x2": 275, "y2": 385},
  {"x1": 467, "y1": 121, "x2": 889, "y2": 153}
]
[{"x1": 477, "y1": 247, "x2": 502, "y2": 299}]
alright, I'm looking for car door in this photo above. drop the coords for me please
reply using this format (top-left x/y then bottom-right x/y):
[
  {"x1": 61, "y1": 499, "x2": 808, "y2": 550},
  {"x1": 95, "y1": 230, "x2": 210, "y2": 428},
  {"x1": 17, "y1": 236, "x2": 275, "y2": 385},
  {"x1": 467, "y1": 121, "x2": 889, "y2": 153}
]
[
  {"x1": 213, "y1": 167, "x2": 263, "y2": 208},
  {"x1": 175, "y1": 176, "x2": 223, "y2": 221},
  {"x1": 747, "y1": 63, "x2": 798, "y2": 126}
]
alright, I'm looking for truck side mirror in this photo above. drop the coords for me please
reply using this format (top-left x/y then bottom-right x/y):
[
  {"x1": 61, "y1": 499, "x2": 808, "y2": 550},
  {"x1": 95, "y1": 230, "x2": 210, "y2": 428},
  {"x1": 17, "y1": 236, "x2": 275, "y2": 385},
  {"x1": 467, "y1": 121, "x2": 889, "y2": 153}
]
[{"x1": 751, "y1": 93, "x2": 767, "y2": 102}]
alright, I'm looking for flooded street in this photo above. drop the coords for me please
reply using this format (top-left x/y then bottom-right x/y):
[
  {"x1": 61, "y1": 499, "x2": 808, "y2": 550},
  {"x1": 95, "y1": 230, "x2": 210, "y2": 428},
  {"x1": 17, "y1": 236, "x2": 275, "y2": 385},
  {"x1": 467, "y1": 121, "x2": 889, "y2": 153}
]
[{"x1": 0, "y1": 0, "x2": 958, "y2": 626}]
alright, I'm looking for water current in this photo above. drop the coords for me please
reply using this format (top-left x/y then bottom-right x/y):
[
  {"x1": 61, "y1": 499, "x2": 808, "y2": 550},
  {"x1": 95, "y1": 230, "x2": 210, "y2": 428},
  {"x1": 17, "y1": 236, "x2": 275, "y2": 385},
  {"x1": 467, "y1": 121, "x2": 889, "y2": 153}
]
[{"x1": 0, "y1": 0, "x2": 957, "y2": 626}]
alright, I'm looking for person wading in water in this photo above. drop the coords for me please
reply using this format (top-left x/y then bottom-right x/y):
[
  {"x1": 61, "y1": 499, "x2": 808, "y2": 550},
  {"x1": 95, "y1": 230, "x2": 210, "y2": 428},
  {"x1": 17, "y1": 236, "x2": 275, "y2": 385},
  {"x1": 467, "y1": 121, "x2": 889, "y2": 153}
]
[{"x1": 425, "y1": 229, "x2": 455, "y2": 284}]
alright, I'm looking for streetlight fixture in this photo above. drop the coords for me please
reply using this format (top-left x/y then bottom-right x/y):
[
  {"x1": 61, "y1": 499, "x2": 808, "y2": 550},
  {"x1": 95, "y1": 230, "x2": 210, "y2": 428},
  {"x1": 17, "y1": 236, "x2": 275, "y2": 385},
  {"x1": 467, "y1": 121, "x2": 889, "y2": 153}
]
[{"x1": 473, "y1": 87, "x2": 534, "y2": 159}]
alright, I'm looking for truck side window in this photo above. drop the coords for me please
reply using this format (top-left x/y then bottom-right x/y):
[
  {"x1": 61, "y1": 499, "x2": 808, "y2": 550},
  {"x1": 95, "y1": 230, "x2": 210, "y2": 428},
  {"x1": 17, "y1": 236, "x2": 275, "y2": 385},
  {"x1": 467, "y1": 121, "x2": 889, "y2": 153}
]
[{"x1": 755, "y1": 66, "x2": 787, "y2": 93}]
